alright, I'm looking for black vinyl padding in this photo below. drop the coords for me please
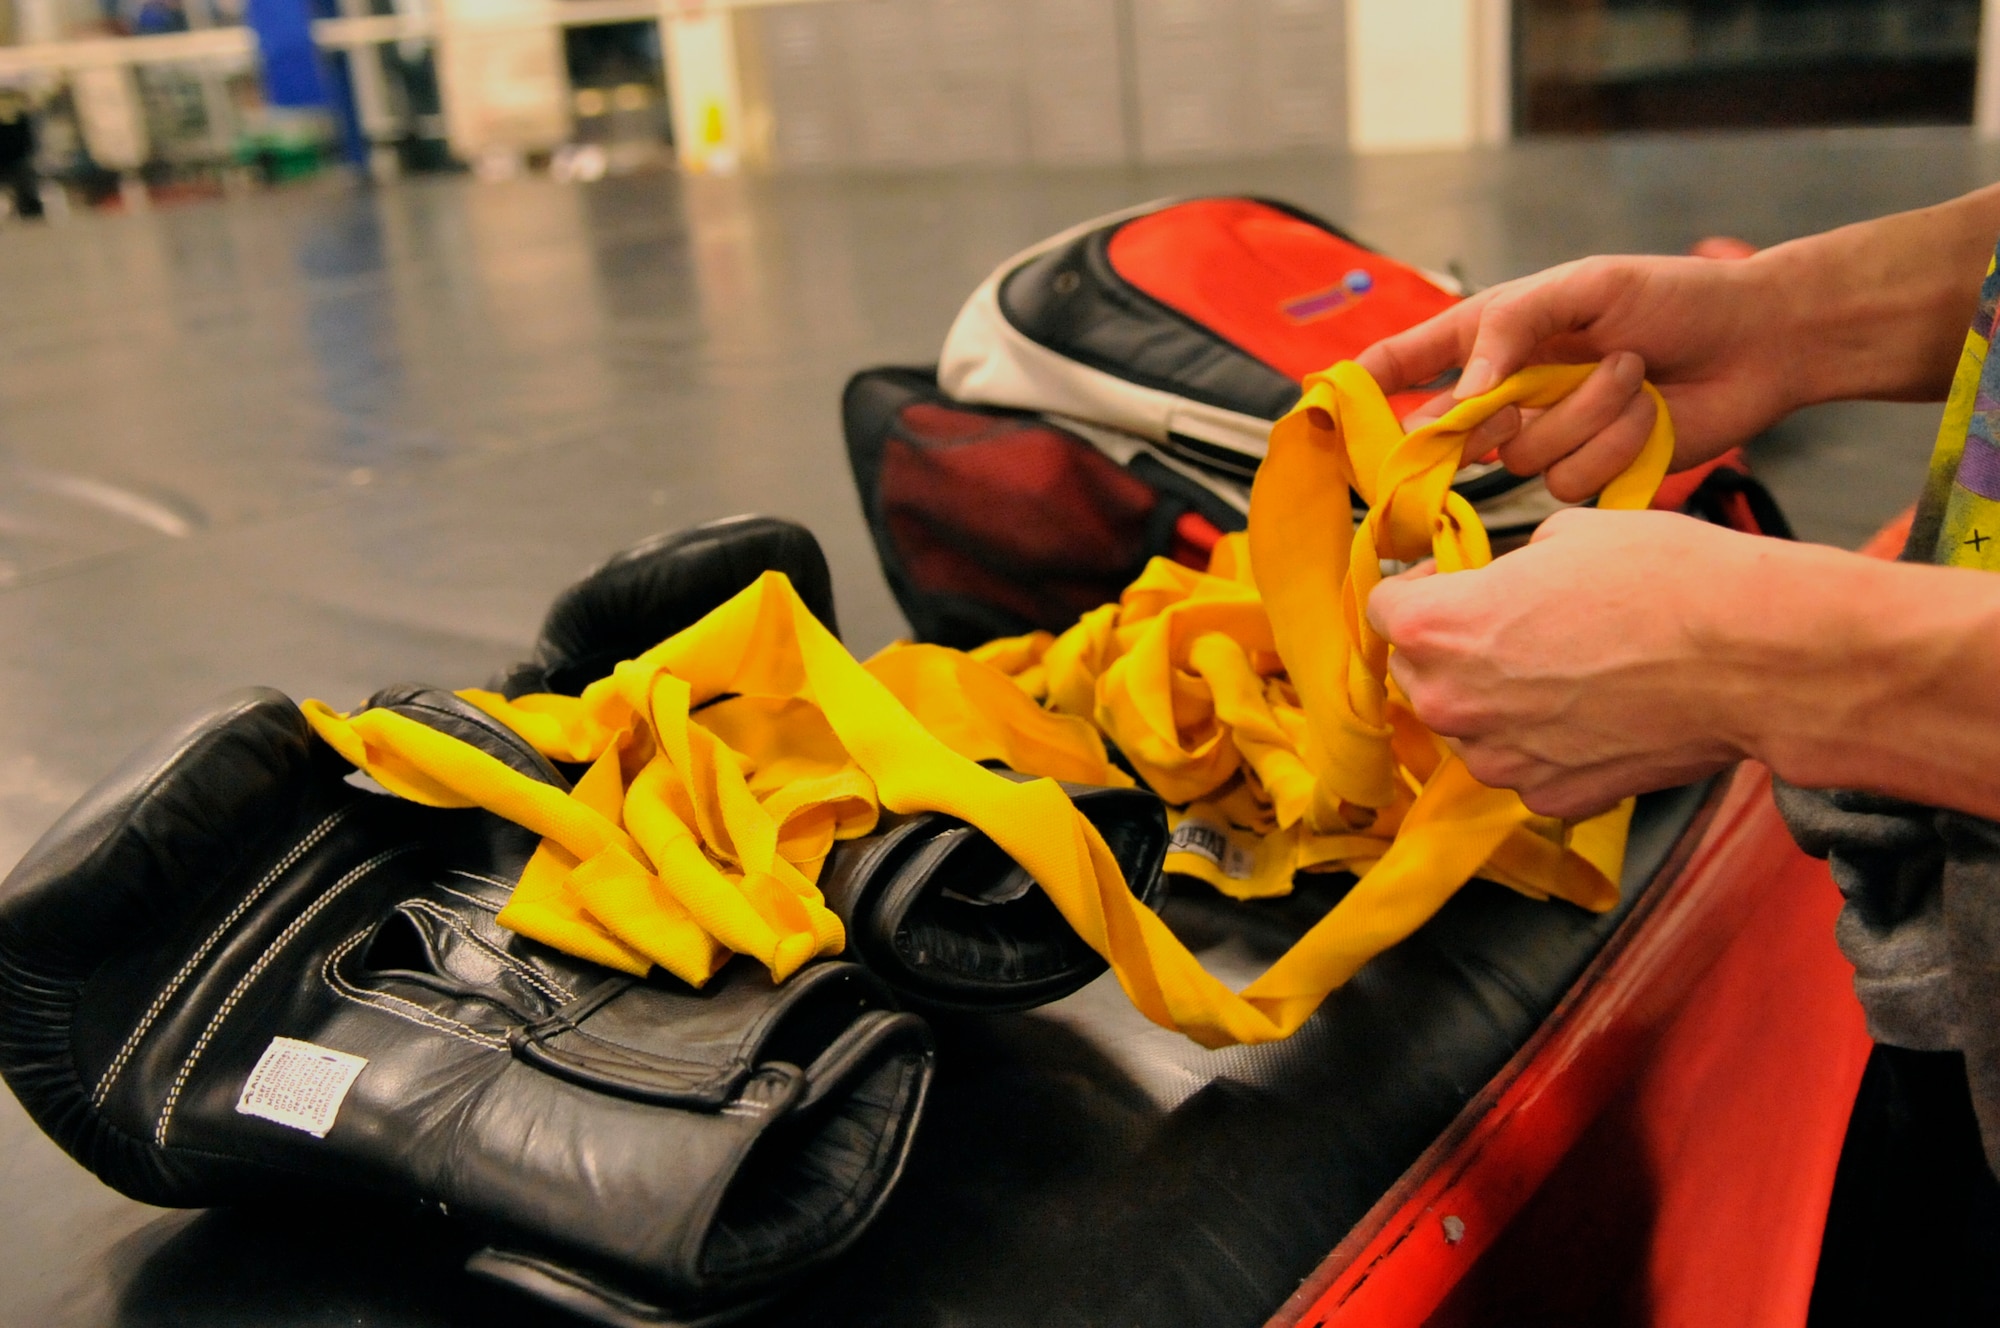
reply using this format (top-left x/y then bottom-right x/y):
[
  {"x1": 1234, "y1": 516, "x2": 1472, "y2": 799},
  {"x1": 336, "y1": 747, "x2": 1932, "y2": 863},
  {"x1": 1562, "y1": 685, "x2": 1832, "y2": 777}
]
[{"x1": 0, "y1": 688, "x2": 333, "y2": 1205}]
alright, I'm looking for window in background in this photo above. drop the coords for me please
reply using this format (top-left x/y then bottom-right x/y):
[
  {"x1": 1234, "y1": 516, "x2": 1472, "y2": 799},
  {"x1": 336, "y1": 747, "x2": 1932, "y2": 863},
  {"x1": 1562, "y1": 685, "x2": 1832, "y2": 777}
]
[{"x1": 1516, "y1": 0, "x2": 1982, "y2": 132}]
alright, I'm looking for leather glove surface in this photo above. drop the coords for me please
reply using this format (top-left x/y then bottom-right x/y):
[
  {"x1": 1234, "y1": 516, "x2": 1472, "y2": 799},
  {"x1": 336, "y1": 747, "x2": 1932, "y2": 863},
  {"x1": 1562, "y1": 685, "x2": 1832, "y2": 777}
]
[{"x1": 0, "y1": 684, "x2": 934, "y2": 1327}]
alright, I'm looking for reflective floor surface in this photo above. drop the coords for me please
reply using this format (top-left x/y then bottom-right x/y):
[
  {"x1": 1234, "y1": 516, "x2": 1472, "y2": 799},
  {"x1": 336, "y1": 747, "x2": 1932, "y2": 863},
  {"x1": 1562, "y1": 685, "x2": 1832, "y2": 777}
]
[{"x1": 0, "y1": 126, "x2": 1993, "y2": 1325}]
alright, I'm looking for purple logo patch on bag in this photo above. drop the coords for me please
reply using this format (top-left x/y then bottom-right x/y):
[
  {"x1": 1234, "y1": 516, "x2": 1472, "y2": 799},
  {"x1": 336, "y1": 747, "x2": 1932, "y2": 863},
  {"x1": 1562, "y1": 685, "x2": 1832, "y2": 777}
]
[{"x1": 1281, "y1": 268, "x2": 1375, "y2": 324}]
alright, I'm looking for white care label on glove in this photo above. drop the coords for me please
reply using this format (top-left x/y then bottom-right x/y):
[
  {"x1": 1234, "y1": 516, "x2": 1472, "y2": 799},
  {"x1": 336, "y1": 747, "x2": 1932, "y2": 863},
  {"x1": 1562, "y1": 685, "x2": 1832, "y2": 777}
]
[
  {"x1": 1166, "y1": 818, "x2": 1254, "y2": 881},
  {"x1": 236, "y1": 1037, "x2": 368, "y2": 1138}
]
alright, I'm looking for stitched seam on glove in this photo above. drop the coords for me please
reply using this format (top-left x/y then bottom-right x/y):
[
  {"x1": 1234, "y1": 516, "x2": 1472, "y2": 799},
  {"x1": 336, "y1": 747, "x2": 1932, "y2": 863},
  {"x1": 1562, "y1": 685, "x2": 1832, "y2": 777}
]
[
  {"x1": 319, "y1": 931, "x2": 511, "y2": 1052},
  {"x1": 397, "y1": 899, "x2": 576, "y2": 1006},
  {"x1": 154, "y1": 845, "x2": 415, "y2": 1148},
  {"x1": 91, "y1": 808, "x2": 351, "y2": 1109},
  {"x1": 522, "y1": 1019, "x2": 724, "y2": 1075},
  {"x1": 442, "y1": 871, "x2": 512, "y2": 903},
  {"x1": 431, "y1": 879, "x2": 589, "y2": 1000}
]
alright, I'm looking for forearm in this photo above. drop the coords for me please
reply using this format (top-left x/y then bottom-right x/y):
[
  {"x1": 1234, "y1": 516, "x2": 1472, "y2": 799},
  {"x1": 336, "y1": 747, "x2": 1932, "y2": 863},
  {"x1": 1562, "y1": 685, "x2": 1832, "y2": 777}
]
[
  {"x1": 1758, "y1": 183, "x2": 2000, "y2": 410},
  {"x1": 1717, "y1": 546, "x2": 2000, "y2": 818}
]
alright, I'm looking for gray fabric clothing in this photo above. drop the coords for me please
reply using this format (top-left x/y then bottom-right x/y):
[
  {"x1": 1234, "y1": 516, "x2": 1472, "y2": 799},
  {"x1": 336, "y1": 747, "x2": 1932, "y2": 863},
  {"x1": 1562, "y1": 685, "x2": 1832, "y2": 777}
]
[
  {"x1": 1775, "y1": 781, "x2": 2000, "y2": 1174},
  {"x1": 1773, "y1": 240, "x2": 2000, "y2": 1178},
  {"x1": 1774, "y1": 783, "x2": 1954, "y2": 1049}
]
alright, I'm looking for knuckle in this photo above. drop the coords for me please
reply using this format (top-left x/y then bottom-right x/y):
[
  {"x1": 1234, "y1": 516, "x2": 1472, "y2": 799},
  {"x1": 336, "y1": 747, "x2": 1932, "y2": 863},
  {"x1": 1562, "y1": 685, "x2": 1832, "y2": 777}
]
[
  {"x1": 1543, "y1": 465, "x2": 1597, "y2": 505},
  {"x1": 1473, "y1": 405, "x2": 1521, "y2": 447},
  {"x1": 1507, "y1": 413, "x2": 1569, "y2": 464},
  {"x1": 1371, "y1": 580, "x2": 1440, "y2": 643},
  {"x1": 1480, "y1": 289, "x2": 1531, "y2": 335},
  {"x1": 1366, "y1": 586, "x2": 1406, "y2": 637},
  {"x1": 1387, "y1": 599, "x2": 1445, "y2": 649},
  {"x1": 1498, "y1": 438, "x2": 1544, "y2": 478},
  {"x1": 1518, "y1": 785, "x2": 1565, "y2": 816},
  {"x1": 1621, "y1": 392, "x2": 1660, "y2": 440},
  {"x1": 1576, "y1": 371, "x2": 1638, "y2": 426},
  {"x1": 1411, "y1": 685, "x2": 1483, "y2": 737},
  {"x1": 1460, "y1": 744, "x2": 1527, "y2": 789},
  {"x1": 1403, "y1": 683, "x2": 1451, "y2": 730},
  {"x1": 1605, "y1": 390, "x2": 1655, "y2": 442},
  {"x1": 1572, "y1": 254, "x2": 1624, "y2": 292},
  {"x1": 1522, "y1": 783, "x2": 1596, "y2": 819}
]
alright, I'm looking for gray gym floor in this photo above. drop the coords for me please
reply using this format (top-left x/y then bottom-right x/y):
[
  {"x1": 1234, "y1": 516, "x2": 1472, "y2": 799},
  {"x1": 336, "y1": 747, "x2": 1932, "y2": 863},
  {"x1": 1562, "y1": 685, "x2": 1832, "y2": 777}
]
[{"x1": 0, "y1": 125, "x2": 1992, "y2": 1324}]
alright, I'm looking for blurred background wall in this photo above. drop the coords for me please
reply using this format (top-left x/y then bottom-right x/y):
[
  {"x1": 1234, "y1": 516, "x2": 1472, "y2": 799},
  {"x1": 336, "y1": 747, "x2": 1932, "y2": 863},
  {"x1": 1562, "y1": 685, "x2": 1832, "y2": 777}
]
[
  {"x1": 741, "y1": 0, "x2": 1346, "y2": 170},
  {"x1": 0, "y1": 0, "x2": 1994, "y2": 214}
]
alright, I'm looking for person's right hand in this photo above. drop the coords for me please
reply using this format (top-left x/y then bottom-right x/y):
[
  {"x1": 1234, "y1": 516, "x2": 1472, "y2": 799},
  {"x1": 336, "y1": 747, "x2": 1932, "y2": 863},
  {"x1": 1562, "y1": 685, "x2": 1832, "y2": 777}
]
[{"x1": 1357, "y1": 254, "x2": 1799, "y2": 502}]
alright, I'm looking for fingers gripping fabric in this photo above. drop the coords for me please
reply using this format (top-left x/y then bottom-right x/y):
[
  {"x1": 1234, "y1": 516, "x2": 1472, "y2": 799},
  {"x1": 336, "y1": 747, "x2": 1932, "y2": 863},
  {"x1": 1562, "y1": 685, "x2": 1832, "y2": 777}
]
[
  {"x1": 1254, "y1": 361, "x2": 1673, "y2": 821},
  {"x1": 303, "y1": 362, "x2": 1673, "y2": 1049},
  {"x1": 951, "y1": 362, "x2": 1670, "y2": 1024}
]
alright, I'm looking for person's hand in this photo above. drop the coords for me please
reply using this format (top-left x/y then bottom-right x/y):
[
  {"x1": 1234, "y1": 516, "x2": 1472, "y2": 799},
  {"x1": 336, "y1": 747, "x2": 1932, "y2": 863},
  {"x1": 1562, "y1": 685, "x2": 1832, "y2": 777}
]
[
  {"x1": 1368, "y1": 503, "x2": 2000, "y2": 827},
  {"x1": 1358, "y1": 254, "x2": 1799, "y2": 502},
  {"x1": 1365, "y1": 507, "x2": 1771, "y2": 817}
]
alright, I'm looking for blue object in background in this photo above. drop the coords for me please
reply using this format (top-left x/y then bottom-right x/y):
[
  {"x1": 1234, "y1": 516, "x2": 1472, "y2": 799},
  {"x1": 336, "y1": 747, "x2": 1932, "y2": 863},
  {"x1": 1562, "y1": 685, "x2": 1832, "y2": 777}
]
[
  {"x1": 244, "y1": 0, "x2": 366, "y2": 166},
  {"x1": 245, "y1": 0, "x2": 330, "y2": 109},
  {"x1": 131, "y1": 0, "x2": 190, "y2": 35}
]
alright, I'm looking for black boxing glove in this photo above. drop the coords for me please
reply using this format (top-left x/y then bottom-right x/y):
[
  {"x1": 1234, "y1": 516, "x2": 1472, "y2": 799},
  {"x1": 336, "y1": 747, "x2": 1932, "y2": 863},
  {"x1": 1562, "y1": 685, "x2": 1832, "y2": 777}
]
[
  {"x1": 500, "y1": 514, "x2": 839, "y2": 699},
  {"x1": 491, "y1": 516, "x2": 1173, "y2": 1013},
  {"x1": 816, "y1": 777, "x2": 1168, "y2": 1013},
  {"x1": 0, "y1": 685, "x2": 932, "y2": 1327}
]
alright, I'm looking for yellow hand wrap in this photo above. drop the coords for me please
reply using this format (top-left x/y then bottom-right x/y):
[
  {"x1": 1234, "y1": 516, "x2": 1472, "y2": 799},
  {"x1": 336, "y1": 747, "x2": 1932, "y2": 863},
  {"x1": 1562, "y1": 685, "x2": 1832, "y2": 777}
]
[{"x1": 303, "y1": 360, "x2": 1674, "y2": 1048}]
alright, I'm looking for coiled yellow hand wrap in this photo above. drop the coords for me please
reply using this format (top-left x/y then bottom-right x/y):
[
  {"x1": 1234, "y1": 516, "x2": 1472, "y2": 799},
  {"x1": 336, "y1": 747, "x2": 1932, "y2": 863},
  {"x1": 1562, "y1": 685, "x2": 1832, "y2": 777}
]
[{"x1": 304, "y1": 360, "x2": 1674, "y2": 1047}]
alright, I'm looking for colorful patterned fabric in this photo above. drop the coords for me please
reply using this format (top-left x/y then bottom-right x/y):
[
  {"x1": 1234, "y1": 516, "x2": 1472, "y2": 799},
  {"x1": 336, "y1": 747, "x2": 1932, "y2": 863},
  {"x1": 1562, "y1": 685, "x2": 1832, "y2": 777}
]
[
  {"x1": 1910, "y1": 253, "x2": 2000, "y2": 567},
  {"x1": 1780, "y1": 241, "x2": 2000, "y2": 1179}
]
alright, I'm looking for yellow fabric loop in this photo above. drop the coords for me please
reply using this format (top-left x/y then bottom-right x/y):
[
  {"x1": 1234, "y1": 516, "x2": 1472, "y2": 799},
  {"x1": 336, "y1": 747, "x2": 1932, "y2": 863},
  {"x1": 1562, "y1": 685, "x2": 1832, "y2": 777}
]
[
  {"x1": 301, "y1": 360, "x2": 1672, "y2": 1048},
  {"x1": 1254, "y1": 361, "x2": 1672, "y2": 822}
]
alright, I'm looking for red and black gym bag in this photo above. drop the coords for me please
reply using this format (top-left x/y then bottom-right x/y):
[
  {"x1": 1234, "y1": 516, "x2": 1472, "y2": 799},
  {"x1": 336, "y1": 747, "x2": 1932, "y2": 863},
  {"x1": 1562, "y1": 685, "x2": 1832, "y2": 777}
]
[
  {"x1": 938, "y1": 197, "x2": 1470, "y2": 472},
  {"x1": 856, "y1": 196, "x2": 1794, "y2": 647},
  {"x1": 844, "y1": 366, "x2": 1247, "y2": 649},
  {"x1": 846, "y1": 363, "x2": 1794, "y2": 648}
]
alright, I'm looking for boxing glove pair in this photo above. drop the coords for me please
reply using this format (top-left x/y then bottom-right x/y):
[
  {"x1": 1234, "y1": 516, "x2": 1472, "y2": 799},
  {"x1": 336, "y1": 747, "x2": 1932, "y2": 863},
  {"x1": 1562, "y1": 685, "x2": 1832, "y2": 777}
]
[
  {"x1": 0, "y1": 514, "x2": 1167, "y2": 1325},
  {"x1": 0, "y1": 678, "x2": 933, "y2": 1327}
]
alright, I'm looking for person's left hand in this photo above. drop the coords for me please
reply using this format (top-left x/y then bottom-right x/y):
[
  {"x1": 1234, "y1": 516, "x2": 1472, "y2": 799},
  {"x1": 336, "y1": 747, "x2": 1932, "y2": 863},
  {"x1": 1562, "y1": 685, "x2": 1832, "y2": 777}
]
[{"x1": 1365, "y1": 506, "x2": 1769, "y2": 817}]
